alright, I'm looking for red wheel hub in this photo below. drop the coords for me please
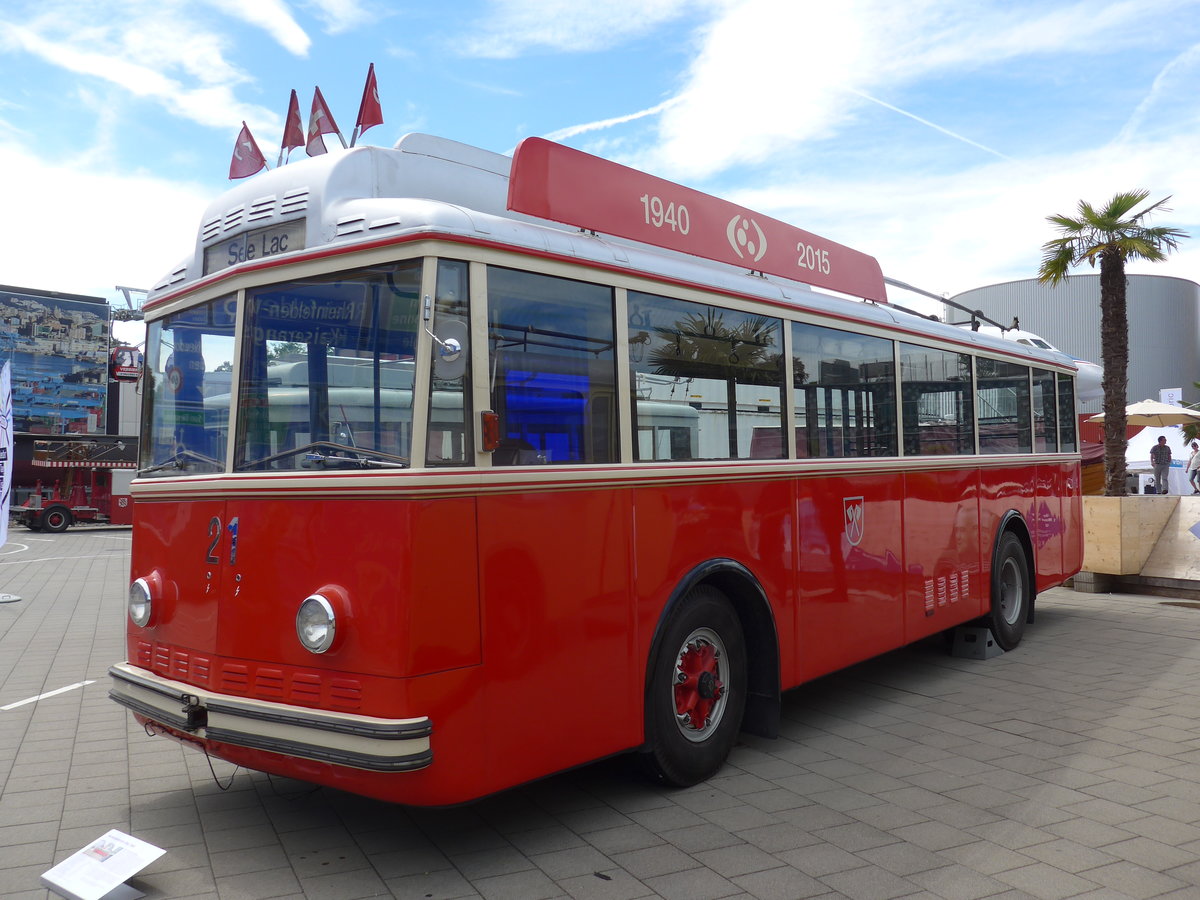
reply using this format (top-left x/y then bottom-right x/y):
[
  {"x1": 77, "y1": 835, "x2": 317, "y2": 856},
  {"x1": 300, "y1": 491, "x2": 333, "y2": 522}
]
[{"x1": 674, "y1": 639, "x2": 724, "y2": 731}]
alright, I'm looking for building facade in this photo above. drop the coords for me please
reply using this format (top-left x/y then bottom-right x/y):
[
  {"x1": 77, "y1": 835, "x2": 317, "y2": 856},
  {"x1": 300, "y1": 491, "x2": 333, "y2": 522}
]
[{"x1": 949, "y1": 274, "x2": 1200, "y2": 414}]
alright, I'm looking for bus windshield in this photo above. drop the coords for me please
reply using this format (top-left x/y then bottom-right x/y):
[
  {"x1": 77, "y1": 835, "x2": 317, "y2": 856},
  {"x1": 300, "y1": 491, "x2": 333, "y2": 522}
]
[
  {"x1": 235, "y1": 261, "x2": 422, "y2": 470},
  {"x1": 141, "y1": 296, "x2": 237, "y2": 476}
]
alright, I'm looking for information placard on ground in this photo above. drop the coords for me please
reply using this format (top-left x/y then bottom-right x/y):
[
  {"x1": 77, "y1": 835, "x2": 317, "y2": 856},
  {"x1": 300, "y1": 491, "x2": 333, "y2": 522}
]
[{"x1": 40, "y1": 829, "x2": 165, "y2": 900}]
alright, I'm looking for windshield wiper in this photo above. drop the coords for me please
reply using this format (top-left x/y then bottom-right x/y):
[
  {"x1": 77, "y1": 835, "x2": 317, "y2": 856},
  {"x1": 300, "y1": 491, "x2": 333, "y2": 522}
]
[
  {"x1": 243, "y1": 441, "x2": 410, "y2": 470},
  {"x1": 140, "y1": 448, "x2": 224, "y2": 475}
]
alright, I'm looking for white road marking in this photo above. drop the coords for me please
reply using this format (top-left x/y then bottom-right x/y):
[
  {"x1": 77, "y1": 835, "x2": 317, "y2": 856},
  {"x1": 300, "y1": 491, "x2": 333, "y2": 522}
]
[
  {"x1": 2, "y1": 680, "x2": 97, "y2": 711},
  {"x1": 0, "y1": 554, "x2": 119, "y2": 566}
]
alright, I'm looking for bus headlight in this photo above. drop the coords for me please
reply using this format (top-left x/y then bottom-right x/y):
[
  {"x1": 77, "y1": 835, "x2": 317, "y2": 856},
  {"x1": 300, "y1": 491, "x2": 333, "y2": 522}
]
[
  {"x1": 296, "y1": 594, "x2": 337, "y2": 654},
  {"x1": 129, "y1": 578, "x2": 153, "y2": 627}
]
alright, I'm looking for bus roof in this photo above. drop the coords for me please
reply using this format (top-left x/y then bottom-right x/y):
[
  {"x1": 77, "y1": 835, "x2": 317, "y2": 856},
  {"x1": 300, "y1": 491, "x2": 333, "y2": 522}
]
[{"x1": 149, "y1": 134, "x2": 1074, "y2": 372}]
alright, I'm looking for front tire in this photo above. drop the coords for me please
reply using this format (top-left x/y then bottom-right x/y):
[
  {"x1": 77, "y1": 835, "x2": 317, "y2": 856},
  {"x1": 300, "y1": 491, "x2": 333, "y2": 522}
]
[
  {"x1": 989, "y1": 532, "x2": 1030, "y2": 650},
  {"x1": 643, "y1": 586, "x2": 746, "y2": 787}
]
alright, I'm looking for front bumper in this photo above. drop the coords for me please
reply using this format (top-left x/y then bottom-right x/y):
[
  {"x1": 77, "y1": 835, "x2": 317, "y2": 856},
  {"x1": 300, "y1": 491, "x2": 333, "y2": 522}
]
[{"x1": 109, "y1": 662, "x2": 432, "y2": 772}]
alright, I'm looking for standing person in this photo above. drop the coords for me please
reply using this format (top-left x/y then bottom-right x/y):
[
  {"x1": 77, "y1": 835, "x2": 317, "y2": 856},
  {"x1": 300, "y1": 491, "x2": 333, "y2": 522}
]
[
  {"x1": 1187, "y1": 441, "x2": 1200, "y2": 494},
  {"x1": 1150, "y1": 435, "x2": 1172, "y2": 494}
]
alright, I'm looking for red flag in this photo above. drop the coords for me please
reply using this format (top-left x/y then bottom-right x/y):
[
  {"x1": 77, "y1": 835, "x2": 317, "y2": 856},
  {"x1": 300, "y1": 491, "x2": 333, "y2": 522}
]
[
  {"x1": 351, "y1": 63, "x2": 383, "y2": 146},
  {"x1": 307, "y1": 86, "x2": 344, "y2": 156},
  {"x1": 229, "y1": 122, "x2": 267, "y2": 179},
  {"x1": 279, "y1": 89, "x2": 304, "y2": 164}
]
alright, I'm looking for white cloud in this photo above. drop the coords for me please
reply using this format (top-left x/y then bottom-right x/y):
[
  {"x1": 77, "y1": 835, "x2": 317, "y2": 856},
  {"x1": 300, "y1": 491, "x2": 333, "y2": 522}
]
[
  {"x1": 201, "y1": 0, "x2": 311, "y2": 55},
  {"x1": 1116, "y1": 41, "x2": 1200, "y2": 143},
  {"x1": 537, "y1": 0, "x2": 1200, "y2": 303},
  {"x1": 0, "y1": 8, "x2": 281, "y2": 134},
  {"x1": 460, "y1": 0, "x2": 701, "y2": 58},
  {"x1": 629, "y1": 0, "x2": 1197, "y2": 180},
  {"x1": 0, "y1": 141, "x2": 209, "y2": 302},
  {"x1": 303, "y1": 0, "x2": 377, "y2": 34},
  {"x1": 731, "y1": 133, "x2": 1200, "y2": 302}
]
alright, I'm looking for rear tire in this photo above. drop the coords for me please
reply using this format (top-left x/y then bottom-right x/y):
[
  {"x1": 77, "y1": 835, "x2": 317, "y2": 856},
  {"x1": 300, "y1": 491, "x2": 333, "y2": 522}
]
[
  {"x1": 643, "y1": 585, "x2": 746, "y2": 787},
  {"x1": 41, "y1": 506, "x2": 72, "y2": 534},
  {"x1": 989, "y1": 532, "x2": 1030, "y2": 650}
]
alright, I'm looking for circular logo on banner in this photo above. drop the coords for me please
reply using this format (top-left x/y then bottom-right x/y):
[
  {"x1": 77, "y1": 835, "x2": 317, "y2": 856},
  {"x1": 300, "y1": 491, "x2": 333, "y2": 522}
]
[{"x1": 726, "y1": 215, "x2": 767, "y2": 263}]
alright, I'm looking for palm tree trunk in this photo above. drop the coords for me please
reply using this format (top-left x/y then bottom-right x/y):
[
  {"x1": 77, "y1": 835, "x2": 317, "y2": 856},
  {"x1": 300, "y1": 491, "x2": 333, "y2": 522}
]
[{"x1": 1099, "y1": 250, "x2": 1129, "y2": 495}]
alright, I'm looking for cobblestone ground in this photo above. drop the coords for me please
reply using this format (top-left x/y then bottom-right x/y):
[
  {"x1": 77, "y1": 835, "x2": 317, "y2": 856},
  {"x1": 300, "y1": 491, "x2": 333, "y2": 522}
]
[{"x1": 3, "y1": 528, "x2": 1200, "y2": 899}]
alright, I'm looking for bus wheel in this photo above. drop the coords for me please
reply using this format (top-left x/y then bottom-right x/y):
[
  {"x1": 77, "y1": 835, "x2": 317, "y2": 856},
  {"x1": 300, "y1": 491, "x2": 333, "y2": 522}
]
[
  {"x1": 41, "y1": 506, "x2": 72, "y2": 534},
  {"x1": 989, "y1": 532, "x2": 1030, "y2": 651},
  {"x1": 644, "y1": 586, "x2": 746, "y2": 787}
]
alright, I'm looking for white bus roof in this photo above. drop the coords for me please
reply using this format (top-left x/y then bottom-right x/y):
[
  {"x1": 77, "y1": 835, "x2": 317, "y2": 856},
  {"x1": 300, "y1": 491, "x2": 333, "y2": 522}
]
[{"x1": 150, "y1": 134, "x2": 1073, "y2": 371}]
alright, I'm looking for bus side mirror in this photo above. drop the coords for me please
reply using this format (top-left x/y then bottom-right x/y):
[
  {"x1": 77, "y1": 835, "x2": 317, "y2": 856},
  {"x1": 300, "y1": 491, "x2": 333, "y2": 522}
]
[{"x1": 432, "y1": 319, "x2": 468, "y2": 381}]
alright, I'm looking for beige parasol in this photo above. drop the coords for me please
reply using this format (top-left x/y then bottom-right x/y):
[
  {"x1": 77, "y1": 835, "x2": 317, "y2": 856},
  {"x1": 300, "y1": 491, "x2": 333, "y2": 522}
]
[{"x1": 1087, "y1": 399, "x2": 1200, "y2": 427}]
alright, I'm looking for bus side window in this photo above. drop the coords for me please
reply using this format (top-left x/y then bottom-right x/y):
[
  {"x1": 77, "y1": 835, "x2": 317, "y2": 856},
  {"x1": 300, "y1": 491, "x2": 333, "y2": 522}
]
[
  {"x1": 628, "y1": 292, "x2": 783, "y2": 461},
  {"x1": 426, "y1": 259, "x2": 472, "y2": 466},
  {"x1": 792, "y1": 322, "x2": 896, "y2": 458},
  {"x1": 1057, "y1": 374, "x2": 1077, "y2": 452},
  {"x1": 899, "y1": 343, "x2": 974, "y2": 456},
  {"x1": 977, "y1": 358, "x2": 1032, "y2": 454},
  {"x1": 1032, "y1": 368, "x2": 1058, "y2": 452},
  {"x1": 486, "y1": 266, "x2": 617, "y2": 465}
]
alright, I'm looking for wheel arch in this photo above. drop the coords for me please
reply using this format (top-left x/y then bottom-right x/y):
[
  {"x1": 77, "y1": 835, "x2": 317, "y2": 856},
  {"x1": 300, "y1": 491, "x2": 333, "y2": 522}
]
[
  {"x1": 645, "y1": 558, "x2": 781, "y2": 741},
  {"x1": 993, "y1": 510, "x2": 1036, "y2": 624}
]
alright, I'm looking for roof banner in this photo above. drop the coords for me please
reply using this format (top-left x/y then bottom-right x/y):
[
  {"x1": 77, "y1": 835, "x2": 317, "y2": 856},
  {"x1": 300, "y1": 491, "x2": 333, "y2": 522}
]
[{"x1": 507, "y1": 137, "x2": 887, "y2": 303}]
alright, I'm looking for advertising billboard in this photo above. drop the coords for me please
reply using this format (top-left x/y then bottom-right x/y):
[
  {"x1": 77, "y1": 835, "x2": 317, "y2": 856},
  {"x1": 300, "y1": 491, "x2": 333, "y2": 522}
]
[{"x1": 0, "y1": 285, "x2": 111, "y2": 434}]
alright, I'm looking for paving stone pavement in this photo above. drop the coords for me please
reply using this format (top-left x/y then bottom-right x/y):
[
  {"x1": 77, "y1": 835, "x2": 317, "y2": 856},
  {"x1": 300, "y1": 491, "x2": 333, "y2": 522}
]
[{"x1": 4, "y1": 528, "x2": 1200, "y2": 899}]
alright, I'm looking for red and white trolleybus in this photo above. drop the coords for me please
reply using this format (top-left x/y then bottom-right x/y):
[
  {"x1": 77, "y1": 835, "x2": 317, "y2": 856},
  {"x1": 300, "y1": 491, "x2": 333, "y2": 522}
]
[{"x1": 108, "y1": 134, "x2": 1082, "y2": 805}]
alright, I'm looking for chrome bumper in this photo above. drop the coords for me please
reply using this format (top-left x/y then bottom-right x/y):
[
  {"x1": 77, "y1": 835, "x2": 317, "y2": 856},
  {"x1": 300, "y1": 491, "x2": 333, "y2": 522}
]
[{"x1": 109, "y1": 662, "x2": 432, "y2": 773}]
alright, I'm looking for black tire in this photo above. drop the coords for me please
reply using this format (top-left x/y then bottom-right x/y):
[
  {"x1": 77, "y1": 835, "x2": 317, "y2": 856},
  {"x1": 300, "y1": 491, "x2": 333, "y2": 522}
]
[
  {"x1": 988, "y1": 531, "x2": 1030, "y2": 650},
  {"x1": 643, "y1": 585, "x2": 746, "y2": 787},
  {"x1": 41, "y1": 506, "x2": 72, "y2": 534}
]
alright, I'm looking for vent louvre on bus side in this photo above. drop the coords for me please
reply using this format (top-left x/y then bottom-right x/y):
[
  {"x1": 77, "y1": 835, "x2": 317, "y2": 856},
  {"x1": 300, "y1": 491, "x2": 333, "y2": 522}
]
[
  {"x1": 221, "y1": 665, "x2": 249, "y2": 694},
  {"x1": 290, "y1": 673, "x2": 322, "y2": 706},
  {"x1": 280, "y1": 188, "x2": 309, "y2": 215},
  {"x1": 254, "y1": 669, "x2": 285, "y2": 699},
  {"x1": 200, "y1": 188, "x2": 310, "y2": 245},
  {"x1": 247, "y1": 195, "x2": 276, "y2": 223},
  {"x1": 328, "y1": 679, "x2": 362, "y2": 711},
  {"x1": 201, "y1": 217, "x2": 222, "y2": 242}
]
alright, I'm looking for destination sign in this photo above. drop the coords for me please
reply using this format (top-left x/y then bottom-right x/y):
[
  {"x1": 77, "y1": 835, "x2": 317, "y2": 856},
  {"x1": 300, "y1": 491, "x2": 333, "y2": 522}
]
[
  {"x1": 203, "y1": 220, "x2": 307, "y2": 276},
  {"x1": 507, "y1": 138, "x2": 887, "y2": 303}
]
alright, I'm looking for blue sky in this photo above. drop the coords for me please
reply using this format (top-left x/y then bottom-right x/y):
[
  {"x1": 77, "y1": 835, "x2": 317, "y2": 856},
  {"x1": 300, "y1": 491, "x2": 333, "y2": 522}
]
[{"x1": 2, "y1": 0, "x2": 1199, "y2": 336}]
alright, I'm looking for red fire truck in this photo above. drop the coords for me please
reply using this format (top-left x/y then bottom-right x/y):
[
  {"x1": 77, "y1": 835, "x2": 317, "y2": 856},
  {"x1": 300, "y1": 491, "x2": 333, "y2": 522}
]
[{"x1": 14, "y1": 438, "x2": 136, "y2": 532}]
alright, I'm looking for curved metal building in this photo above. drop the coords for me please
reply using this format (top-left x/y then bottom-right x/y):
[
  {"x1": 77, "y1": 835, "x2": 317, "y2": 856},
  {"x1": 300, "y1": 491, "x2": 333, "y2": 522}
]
[{"x1": 950, "y1": 274, "x2": 1200, "y2": 413}]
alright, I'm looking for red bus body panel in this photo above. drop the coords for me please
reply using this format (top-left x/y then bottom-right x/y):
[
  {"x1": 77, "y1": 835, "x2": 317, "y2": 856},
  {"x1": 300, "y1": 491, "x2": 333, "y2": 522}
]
[{"x1": 126, "y1": 458, "x2": 1079, "y2": 805}]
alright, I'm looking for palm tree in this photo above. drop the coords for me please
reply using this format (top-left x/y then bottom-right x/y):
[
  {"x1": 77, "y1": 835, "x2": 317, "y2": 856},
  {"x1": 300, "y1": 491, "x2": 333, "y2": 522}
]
[{"x1": 1037, "y1": 191, "x2": 1187, "y2": 496}]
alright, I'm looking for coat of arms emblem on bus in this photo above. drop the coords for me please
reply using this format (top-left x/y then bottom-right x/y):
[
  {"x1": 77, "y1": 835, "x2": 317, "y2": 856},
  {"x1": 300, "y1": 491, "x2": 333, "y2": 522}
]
[
  {"x1": 726, "y1": 215, "x2": 767, "y2": 263},
  {"x1": 843, "y1": 496, "x2": 864, "y2": 547}
]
